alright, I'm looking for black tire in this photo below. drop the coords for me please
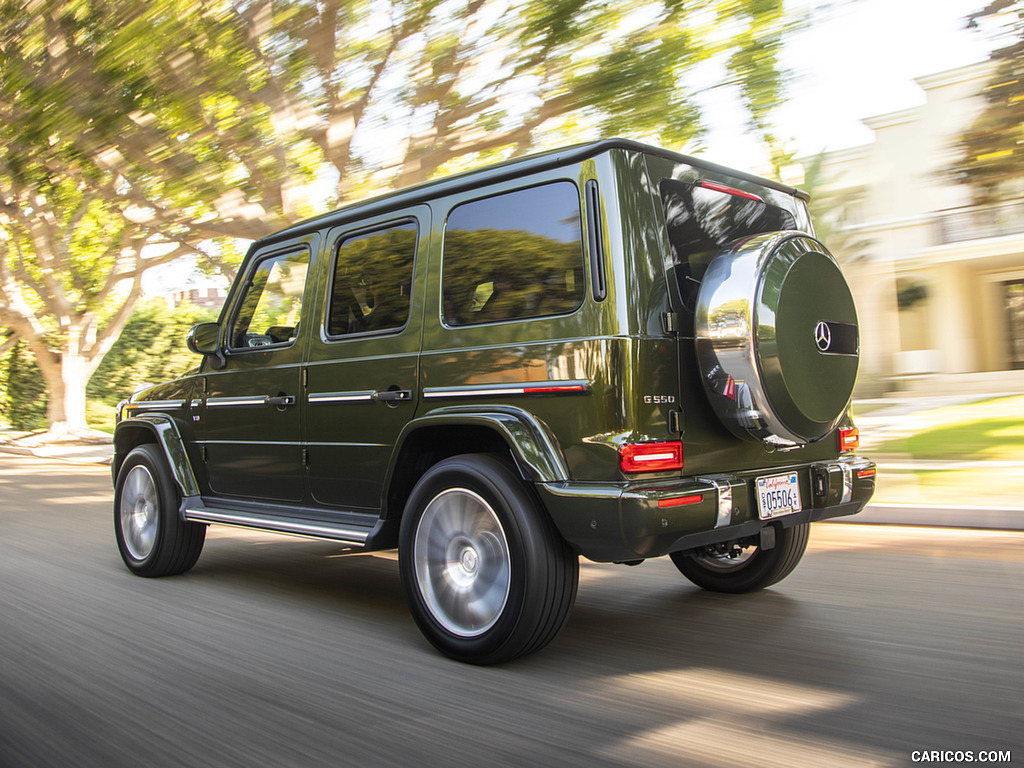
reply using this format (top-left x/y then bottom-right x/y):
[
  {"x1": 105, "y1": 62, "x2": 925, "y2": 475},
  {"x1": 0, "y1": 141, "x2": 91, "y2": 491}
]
[
  {"x1": 398, "y1": 454, "x2": 579, "y2": 665},
  {"x1": 114, "y1": 444, "x2": 205, "y2": 577},
  {"x1": 669, "y1": 522, "x2": 809, "y2": 594}
]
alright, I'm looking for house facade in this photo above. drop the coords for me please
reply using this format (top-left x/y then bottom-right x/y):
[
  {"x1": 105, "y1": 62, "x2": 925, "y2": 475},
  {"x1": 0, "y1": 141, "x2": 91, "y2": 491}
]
[{"x1": 805, "y1": 61, "x2": 1024, "y2": 394}]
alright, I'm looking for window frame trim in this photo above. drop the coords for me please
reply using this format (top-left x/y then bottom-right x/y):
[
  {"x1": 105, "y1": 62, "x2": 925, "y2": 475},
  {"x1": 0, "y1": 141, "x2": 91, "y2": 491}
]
[
  {"x1": 438, "y1": 178, "x2": 588, "y2": 329},
  {"x1": 321, "y1": 216, "x2": 421, "y2": 343},
  {"x1": 224, "y1": 244, "x2": 312, "y2": 354}
]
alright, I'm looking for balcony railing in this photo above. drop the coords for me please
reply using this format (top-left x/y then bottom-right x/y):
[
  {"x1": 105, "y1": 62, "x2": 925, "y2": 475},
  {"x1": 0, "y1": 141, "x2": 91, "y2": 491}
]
[{"x1": 934, "y1": 199, "x2": 1024, "y2": 245}]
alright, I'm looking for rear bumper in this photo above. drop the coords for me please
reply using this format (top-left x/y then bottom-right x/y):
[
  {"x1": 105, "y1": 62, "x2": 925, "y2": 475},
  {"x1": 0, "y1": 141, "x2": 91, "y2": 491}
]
[{"x1": 538, "y1": 455, "x2": 875, "y2": 562}]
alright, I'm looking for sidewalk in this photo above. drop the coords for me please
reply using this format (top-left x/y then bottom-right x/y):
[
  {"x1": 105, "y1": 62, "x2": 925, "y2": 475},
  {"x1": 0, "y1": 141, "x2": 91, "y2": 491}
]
[{"x1": 0, "y1": 429, "x2": 114, "y2": 465}]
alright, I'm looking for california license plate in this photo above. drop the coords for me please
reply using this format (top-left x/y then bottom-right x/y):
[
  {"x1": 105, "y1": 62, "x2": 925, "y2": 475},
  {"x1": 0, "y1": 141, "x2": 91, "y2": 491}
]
[{"x1": 756, "y1": 472, "x2": 802, "y2": 519}]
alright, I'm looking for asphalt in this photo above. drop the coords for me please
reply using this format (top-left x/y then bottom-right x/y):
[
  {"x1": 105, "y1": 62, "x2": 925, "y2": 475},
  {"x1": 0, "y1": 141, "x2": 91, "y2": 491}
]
[{"x1": 3, "y1": 414, "x2": 1022, "y2": 532}]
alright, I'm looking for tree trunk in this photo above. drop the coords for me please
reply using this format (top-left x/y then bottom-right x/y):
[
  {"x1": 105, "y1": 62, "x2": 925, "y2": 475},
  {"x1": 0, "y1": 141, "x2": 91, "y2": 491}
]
[{"x1": 60, "y1": 344, "x2": 90, "y2": 435}]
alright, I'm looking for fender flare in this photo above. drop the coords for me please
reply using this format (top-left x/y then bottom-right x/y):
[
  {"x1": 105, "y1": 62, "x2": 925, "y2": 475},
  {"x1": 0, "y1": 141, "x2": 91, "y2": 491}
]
[
  {"x1": 112, "y1": 414, "x2": 201, "y2": 498},
  {"x1": 390, "y1": 405, "x2": 570, "y2": 486}
]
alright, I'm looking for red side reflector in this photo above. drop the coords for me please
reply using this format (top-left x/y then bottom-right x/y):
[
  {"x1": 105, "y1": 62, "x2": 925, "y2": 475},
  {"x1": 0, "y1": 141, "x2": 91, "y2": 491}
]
[
  {"x1": 620, "y1": 442, "x2": 684, "y2": 473},
  {"x1": 839, "y1": 427, "x2": 860, "y2": 452},
  {"x1": 857, "y1": 468, "x2": 876, "y2": 479},
  {"x1": 696, "y1": 179, "x2": 765, "y2": 204},
  {"x1": 658, "y1": 494, "x2": 703, "y2": 508},
  {"x1": 525, "y1": 384, "x2": 587, "y2": 394}
]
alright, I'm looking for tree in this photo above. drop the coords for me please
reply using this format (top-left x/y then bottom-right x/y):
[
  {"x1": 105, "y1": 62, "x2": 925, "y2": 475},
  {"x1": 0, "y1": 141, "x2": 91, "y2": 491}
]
[
  {"x1": 1, "y1": 0, "x2": 795, "y2": 434},
  {"x1": 800, "y1": 152, "x2": 872, "y2": 265},
  {"x1": 949, "y1": 0, "x2": 1024, "y2": 202}
]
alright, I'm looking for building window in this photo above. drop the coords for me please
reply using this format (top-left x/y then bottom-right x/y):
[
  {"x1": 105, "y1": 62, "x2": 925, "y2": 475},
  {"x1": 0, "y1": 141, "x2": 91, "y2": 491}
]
[{"x1": 1006, "y1": 280, "x2": 1024, "y2": 370}]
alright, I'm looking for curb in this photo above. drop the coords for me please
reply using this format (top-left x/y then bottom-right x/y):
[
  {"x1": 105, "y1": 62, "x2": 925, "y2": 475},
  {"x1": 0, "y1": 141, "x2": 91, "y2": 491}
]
[
  {"x1": 835, "y1": 502, "x2": 1024, "y2": 532},
  {"x1": 0, "y1": 443, "x2": 113, "y2": 466}
]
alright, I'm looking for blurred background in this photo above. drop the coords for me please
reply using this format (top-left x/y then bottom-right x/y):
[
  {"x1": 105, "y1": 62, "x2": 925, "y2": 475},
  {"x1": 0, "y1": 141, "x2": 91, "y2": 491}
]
[{"x1": 1, "y1": 0, "x2": 1021, "y2": 508}]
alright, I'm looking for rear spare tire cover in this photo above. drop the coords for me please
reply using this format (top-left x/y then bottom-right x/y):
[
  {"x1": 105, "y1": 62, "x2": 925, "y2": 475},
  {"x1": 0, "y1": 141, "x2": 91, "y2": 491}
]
[{"x1": 694, "y1": 232, "x2": 859, "y2": 446}]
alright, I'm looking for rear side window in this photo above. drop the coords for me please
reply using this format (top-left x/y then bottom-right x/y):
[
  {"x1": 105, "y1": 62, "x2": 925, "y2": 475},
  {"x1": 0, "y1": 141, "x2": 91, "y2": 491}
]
[
  {"x1": 660, "y1": 178, "x2": 797, "y2": 311},
  {"x1": 327, "y1": 221, "x2": 417, "y2": 337},
  {"x1": 442, "y1": 182, "x2": 585, "y2": 326}
]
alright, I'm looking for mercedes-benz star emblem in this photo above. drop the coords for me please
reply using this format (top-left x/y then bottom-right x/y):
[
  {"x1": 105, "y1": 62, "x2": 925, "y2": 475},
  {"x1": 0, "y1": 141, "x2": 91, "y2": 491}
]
[{"x1": 814, "y1": 321, "x2": 832, "y2": 352}]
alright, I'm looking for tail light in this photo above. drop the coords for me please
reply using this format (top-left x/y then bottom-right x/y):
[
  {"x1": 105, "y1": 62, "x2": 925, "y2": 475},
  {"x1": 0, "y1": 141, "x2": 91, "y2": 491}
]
[
  {"x1": 839, "y1": 427, "x2": 859, "y2": 452},
  {"x1": 620, "y1": 441, "x2": 684, "y2": 473}
]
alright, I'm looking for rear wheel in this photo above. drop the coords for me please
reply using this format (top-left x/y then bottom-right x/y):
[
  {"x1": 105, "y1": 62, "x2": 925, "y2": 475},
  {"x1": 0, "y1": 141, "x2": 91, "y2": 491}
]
[
  {"x1": 670, "y1": 522, "x2": 809, "y2": 593},
  {"x1": 399, "y1": 454, "x2": 578, "y2": 665},
  {"x1": 114, "y1": 444, "x2": 205, "y2": 577}
]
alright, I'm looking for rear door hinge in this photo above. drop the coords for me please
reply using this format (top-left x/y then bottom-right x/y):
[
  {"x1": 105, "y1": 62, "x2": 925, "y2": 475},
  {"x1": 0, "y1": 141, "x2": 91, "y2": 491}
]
[
  {"x1": 669, "y1": 409, "x2": 683, "y2": 435},
  {"x1": 662, "y1": 312, "x2": 680, "y2": 335}
]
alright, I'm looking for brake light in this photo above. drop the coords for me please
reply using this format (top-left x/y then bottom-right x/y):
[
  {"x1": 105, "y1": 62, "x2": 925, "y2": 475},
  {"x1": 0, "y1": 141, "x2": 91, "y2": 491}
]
[
  {"x1": 620, "y1": 442, "x2": 684, "y2": 473},
  {"x1": 696, "y1": 179, "x2": 765, "y2": 204},
  {"x1": 839, "y1": 427, "x2": 859, "y2": 452}
]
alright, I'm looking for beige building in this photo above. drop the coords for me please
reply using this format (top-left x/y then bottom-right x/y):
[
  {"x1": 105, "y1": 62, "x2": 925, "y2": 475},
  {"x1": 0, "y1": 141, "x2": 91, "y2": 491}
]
[{"x1": 804, "y1": 61, "x2": 1024, "y2": 395}]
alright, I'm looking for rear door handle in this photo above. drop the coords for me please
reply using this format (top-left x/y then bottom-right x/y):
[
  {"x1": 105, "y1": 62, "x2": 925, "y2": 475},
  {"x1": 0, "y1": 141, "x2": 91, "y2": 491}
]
[
  {"x1": 266, "y1": 395, "x2": 297, "y2": 407},
  {"x1": 375, "y1": 390, "x2": 413, "y2": 403}
]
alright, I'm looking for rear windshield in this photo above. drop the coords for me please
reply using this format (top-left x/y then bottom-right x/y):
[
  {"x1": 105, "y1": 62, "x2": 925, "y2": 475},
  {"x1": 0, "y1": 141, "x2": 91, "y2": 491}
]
[{"x1": 659, "y1": 178, "x2": 797, "y2": 313}]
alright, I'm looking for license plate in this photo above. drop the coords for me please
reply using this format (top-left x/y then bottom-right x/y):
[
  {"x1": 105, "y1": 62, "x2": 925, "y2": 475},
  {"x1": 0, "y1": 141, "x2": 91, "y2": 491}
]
[{"x1": 756, "y1": 472, "x2": 802, "y2": 519}]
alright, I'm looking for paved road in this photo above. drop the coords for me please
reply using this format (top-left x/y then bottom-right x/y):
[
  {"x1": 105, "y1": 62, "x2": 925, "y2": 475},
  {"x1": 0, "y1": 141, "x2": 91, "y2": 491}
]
[{"x1": 1, "y1": 454, "x2": 1021, "y2": 768}]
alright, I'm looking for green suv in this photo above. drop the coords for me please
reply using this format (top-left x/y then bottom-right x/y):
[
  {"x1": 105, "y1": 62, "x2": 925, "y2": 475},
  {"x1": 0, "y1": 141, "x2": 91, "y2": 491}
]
[{"x1": 112, "y1": 139, "x2": 875, "y2": 664}]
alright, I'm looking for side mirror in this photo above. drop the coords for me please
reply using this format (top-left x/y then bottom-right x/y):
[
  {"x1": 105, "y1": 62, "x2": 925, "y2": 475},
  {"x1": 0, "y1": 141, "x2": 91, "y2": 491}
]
[{"x1": 187, "y1": 322, "x2": 226, "y2": 370}]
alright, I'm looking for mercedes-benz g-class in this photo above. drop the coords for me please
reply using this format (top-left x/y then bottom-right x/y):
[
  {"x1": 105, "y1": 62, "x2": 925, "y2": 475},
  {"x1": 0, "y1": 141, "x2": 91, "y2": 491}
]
[{"x1": 113, "y1": 139, "x2": 875, "y2": 664}]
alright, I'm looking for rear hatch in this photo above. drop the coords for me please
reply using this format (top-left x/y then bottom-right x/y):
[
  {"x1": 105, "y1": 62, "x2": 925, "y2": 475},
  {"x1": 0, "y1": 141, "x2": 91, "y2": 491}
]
[{"x1": 644, "y1": 153, "x2": 859, "y2": 476}]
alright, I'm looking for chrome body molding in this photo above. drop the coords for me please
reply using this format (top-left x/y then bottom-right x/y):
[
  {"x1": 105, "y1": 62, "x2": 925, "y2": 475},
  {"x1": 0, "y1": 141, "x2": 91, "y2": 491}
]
[
  {"x1": 308, "y1": 390, "x2": 376, "y2": 404},
  {"x1": 422, "y1": 380, "x2": 590, "y2": 400},
  {"x1": 127, "y1": 399, "x2": 187, "y2": 410},
  {"x1": 206, "y1": 396, "x2": 269, "y2": 407}
]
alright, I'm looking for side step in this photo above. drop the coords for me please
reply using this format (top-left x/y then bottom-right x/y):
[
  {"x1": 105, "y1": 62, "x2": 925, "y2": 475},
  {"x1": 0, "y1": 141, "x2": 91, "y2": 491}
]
[{"x1": 183, "y1": 500, "x2": 375, "y2": 547}]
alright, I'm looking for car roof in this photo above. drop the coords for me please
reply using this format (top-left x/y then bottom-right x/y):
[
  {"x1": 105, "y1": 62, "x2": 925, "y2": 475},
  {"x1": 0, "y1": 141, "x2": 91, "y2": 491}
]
[{"x1": 258, "y1": 138, "x2": 806, "y2": 248}]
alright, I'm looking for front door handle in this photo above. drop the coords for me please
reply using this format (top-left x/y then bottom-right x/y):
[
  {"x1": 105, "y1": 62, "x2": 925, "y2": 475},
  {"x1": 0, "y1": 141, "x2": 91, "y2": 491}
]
[
  {"x1": 266, "y1": 395, "x2": 297, "y2": 407},
  {"x1": 375, "y1": 390, "x2": 412, "y2": 403}
]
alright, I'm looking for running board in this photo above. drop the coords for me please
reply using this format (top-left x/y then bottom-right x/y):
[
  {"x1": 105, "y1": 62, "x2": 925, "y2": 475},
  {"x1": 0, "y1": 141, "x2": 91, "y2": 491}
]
[{"x1": 184, "y1": 504, "x2": 373, "y2": 546}]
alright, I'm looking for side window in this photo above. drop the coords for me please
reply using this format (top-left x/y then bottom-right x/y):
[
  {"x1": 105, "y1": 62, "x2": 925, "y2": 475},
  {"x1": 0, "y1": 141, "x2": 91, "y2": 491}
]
[
  {"x1": 229, "y1": 248, "x2": 309, "y2": 349},
  {"x1": 327, "y1": 221, "x2": 417, "y2": 337},
  {"x1": 442, "y1": 181, "x2": 585, "y2": 326}
]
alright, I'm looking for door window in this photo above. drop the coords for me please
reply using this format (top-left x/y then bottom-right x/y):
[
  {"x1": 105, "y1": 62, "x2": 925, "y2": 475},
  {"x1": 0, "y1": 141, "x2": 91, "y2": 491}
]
[
  {"x1": 229, "y1": 248, "x2": 309, "y2": 349},
  {"x1": 326, "y1": 221, "x2": 418, "y2": 337}
]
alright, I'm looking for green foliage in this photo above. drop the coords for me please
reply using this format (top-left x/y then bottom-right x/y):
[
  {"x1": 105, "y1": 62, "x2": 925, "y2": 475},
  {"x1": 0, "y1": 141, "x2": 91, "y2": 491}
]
[
  {"x1": 1, "y1": 0, "x2": 799, "y2": 431},
  {"x1": 799, "y1": 152, "x2": 873, "y2": 264},
  {"x1": 875, "y1": 395, "x2": 1024, "y2": 461},
  {"x1": 87, "y1": 301, "x2": 216, "y2": 407},
  {"x1": 949, "y1": 0, "x2": 1024, "y2": 202},
  {"x1": 0, "y1": 340, "x2": 48, "y2": 431}
]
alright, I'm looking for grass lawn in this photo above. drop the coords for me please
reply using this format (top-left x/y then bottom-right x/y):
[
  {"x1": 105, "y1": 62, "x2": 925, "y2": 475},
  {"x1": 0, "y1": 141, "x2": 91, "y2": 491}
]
[
  {"x1": 871, "y1": 395, "x2": 1024, "y2": 507},
  {"x1": 874, "y1": 395, "x2": 1024, "y2": 461}
]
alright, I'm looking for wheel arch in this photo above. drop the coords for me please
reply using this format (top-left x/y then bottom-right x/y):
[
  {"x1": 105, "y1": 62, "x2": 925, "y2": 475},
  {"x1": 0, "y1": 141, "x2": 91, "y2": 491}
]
[
  {"x1": 383, "y1": 408, "x2": 569, "y2": 525},
  {"x1": 112, "y1": 415, "x2": 201, "y2": 498}
]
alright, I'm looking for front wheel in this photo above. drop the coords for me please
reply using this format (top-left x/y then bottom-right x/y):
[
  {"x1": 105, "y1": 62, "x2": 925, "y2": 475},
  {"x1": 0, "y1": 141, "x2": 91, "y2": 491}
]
[
  {"x1": 399, "y1": 454, "x2": 578, "y2": 665},
  {"x1": 670, "y1": 522, "x2": 809, "y2": 593},
  {"x1": 114, "y1": 444, "x2": 205, "y2": 577}
]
